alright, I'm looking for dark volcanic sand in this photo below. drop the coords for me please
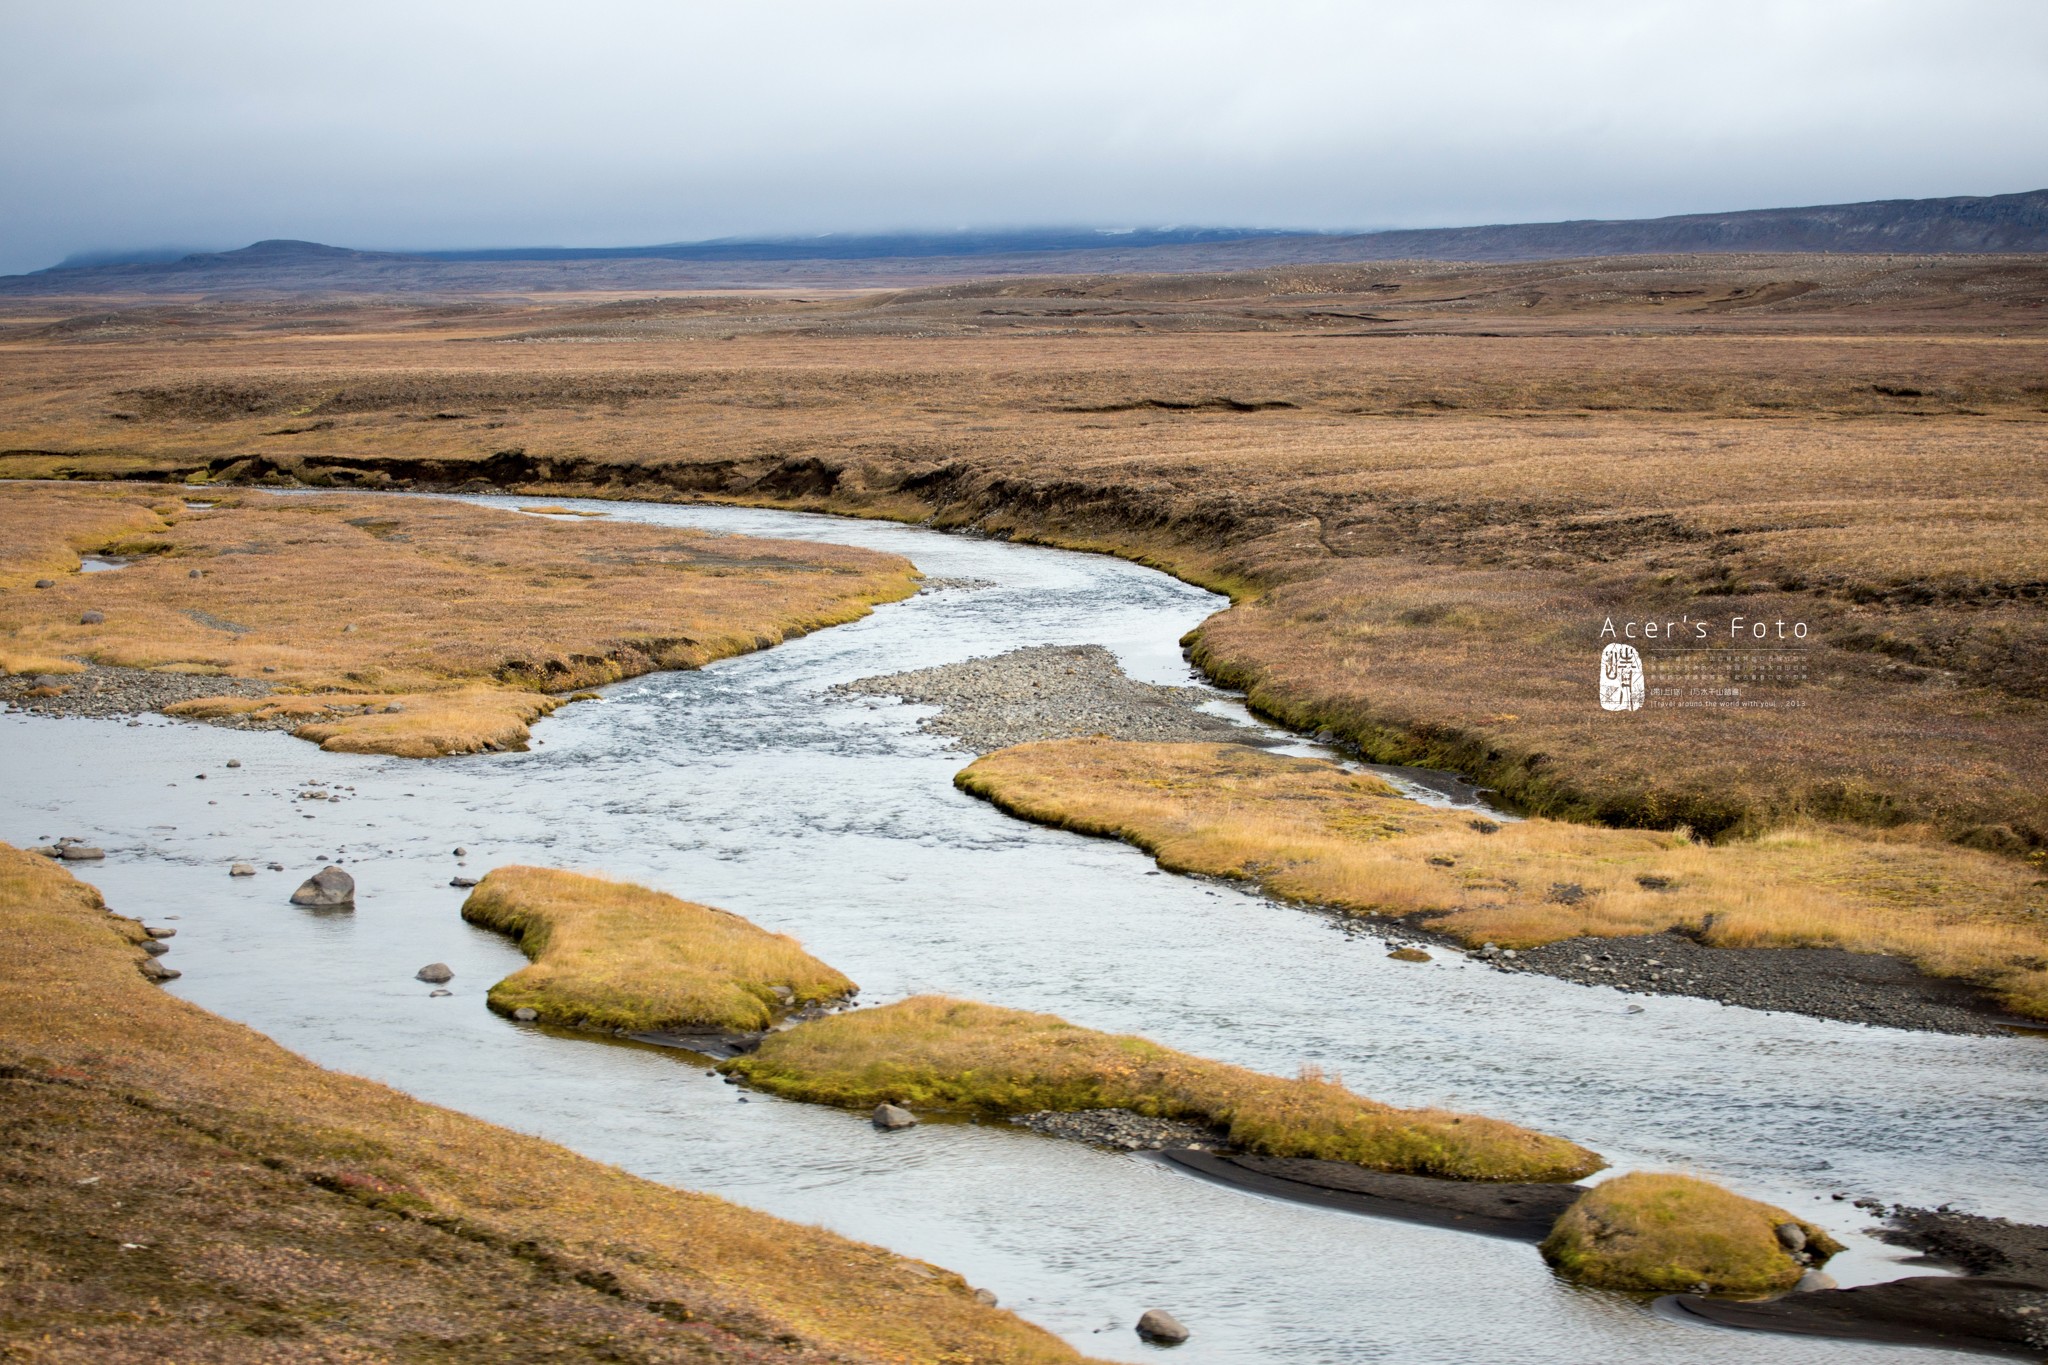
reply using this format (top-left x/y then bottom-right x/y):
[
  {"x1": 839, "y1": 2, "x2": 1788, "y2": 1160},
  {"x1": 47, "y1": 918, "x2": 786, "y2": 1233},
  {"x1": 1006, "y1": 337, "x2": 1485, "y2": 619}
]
[{"x1": 1159, "y1": 1149, "x2": 1585, "y2": 1241}]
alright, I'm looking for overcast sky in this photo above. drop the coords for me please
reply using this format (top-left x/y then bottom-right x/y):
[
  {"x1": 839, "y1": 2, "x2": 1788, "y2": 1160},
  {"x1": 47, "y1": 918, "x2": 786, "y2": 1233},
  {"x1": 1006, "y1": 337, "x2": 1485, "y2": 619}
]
[{"x1": 2, "y1": 0, "x2": 2044, "y2": 274}]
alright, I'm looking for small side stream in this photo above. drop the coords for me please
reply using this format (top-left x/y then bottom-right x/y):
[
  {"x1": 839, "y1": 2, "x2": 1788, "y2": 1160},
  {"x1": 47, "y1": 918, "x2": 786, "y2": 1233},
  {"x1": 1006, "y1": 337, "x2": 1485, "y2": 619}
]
[{"x1": 4, "y1": 494, "x2": 2040, "y2": 1364}]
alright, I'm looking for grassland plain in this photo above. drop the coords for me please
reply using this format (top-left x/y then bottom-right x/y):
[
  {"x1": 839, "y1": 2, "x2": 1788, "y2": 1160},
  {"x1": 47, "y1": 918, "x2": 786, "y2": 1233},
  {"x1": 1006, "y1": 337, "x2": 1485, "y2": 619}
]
[
  {"x1": 954, "y1": 739, "x2": 2048, "y2": 1019},
  {"x1": 0, "y1": 843, "x2": 1094, "y2": 1364},
  {"x1": 460, "y1": 866, "x2": 855, "y2": 1032},
  {"x1": 0, "y1": 482, "x2": 918, "y2": 754},
  {"x1": 726, "y1": 995, "x2": 1604, "y2": 1183},
  {"x1": 1, "y1": 254, "x2": 2042, "y2": 854},
  {"x1": 1540, "y1": 1174, "x2": 1843, "y2": 1295}
]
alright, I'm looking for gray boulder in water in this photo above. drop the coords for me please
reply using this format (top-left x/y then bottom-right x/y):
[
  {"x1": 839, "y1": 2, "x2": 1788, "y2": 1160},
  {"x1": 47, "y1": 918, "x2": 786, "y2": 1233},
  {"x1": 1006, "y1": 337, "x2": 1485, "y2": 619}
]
[
  {"x1": 872, "y1": 1103, "x2": 919, "y2": 1130},
  {"x1": 1136, "y1": 1309, "x2": 1190, "y2": 1344},
  {"x1": 290, "y1": 866, "x2": 355, "y2": 907}
]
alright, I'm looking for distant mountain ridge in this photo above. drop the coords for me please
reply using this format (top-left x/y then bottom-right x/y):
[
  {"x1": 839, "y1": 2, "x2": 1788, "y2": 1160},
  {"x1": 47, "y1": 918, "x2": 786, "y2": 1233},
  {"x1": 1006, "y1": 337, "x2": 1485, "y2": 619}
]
[{"x1": 10, "y1": 189, "x2": 2046, "y2": 295}]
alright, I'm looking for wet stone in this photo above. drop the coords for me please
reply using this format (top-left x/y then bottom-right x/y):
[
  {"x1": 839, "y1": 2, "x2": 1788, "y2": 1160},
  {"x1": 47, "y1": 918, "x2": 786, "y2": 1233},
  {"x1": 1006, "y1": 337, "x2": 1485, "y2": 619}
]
[
  {"x1": 289, "y1": 865, "x2": 355, "y2": 907},
  {"x1": 1136, "y1": 1309, "x2": 1190, "y2": 1345},
  {"x1": 873, "y1": 1103, "x2": 919, "y2": 1130}
]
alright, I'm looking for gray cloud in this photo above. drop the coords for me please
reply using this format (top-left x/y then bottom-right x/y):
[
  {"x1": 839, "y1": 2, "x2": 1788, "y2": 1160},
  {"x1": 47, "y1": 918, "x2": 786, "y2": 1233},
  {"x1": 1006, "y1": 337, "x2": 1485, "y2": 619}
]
[{"x1": 3, "y1": 0, "x2": 2045, "y2": 273}]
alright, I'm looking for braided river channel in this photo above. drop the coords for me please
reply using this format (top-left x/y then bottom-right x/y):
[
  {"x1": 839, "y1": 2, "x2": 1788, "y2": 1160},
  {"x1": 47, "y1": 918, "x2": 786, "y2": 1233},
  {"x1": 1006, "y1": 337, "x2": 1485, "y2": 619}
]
[{"x1": 5, "y1": 494, "x2": 2044, "y2": 1364}]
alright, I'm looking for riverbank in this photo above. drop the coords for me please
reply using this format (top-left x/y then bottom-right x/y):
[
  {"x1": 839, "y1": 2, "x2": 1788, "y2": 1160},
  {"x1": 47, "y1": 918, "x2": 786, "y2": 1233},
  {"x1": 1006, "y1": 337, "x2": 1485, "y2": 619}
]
[
  {"x1": 956, "y1": 734, "x2": 2048, "y2": 1029},
  {"x1": 0, "y1": 841, "x2": 1094, "y2": 1363},
  {"x1": 4, "y1": 279, "x2": 2040, "y2": 858},
  {"x1": 0, "y1": 483, "x2": 918, "y2": 756}
]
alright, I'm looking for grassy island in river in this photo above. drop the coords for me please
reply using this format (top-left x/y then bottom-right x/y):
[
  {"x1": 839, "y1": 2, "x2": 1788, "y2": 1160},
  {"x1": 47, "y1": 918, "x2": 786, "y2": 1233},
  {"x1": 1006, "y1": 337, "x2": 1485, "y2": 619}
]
[
  {"x1": 461, "y1": 865, "x2": 855, "y2": 1032},
  {"x1": 727, "y1": 995, "x2": 1605, "y2": 1183}
]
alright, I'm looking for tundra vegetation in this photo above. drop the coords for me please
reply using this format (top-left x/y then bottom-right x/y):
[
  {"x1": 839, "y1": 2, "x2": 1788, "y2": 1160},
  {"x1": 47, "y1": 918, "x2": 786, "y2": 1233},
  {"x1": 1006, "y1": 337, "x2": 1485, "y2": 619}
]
[
  {"x1": 1541, "y1": 1172, "x2": 1843, "y2": 1295},
  {"x1": 0, "y1": 483, "x2": 917, "y2": 754},
  {"x1": 0, "y1": 843, "x2": 1091, "y2": 1363},
  {"x1": 726, "y1": 995, "x2": 1605, "y2": 1183},
  {"x1": 1, "y1": 254, "x2": 2041, "y2": 853},
  {"x1": 957, "y1": 739, "x2": 2048, "y2": 1019},
  {"x1": 460, "y1": 865, "x2": 855, "y2": 1032}
]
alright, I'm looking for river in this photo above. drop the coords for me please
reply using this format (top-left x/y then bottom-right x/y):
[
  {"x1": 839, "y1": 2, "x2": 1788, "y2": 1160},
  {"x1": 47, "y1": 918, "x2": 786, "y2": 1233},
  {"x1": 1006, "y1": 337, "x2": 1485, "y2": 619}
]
[{"x1": 4, "y1": 493, "x2": 2041, "y2": 1364}]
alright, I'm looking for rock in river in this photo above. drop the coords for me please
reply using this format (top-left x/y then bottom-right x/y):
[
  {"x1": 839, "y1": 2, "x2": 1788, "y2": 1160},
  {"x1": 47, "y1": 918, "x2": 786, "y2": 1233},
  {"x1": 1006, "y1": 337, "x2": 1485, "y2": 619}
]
[
  {"x1": 59, "y1": 845, "x2": 105, "y2": 861},
  {"x1": 873, "y1": 1103, "x2": 919, "y2": 1130},
  {"x1": 416, "y1": 962, "x2": 453, "y2": 984},
  {"x1": 289, "y1": 865, "x2": 355, "y2": 907},
  {"x1": 229, "y1": 862, "x2": 255, "y2": 877},
  {"x1": 1136, "y1": 1309, "x2": 1190, "y2": 1344}
]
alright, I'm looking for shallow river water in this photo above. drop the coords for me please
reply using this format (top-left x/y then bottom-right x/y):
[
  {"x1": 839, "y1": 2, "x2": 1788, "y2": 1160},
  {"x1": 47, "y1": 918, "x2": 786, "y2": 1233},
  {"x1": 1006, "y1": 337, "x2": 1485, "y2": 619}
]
[{"x1": 5, "y1": 494, "x2": 2044, "y2": 1365}]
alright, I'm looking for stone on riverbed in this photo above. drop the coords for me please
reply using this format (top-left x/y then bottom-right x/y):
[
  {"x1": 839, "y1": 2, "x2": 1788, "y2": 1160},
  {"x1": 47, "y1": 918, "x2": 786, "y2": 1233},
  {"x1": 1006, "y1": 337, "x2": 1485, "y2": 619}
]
[
  {"x1": 1136, "y1": 1309, "x2": 1190, "y2": 1344},
  {"x1": 289, "y1": 866, "x2": 355, "y2": 907},
  {"x1": 513, "y1": 1007, "x2": 539, "y2": 1021},
  {"x1": 1776, "y1": 1221, "x2": 1808, "y2": 1254},
  {"x1": 416, "y1": 962, "x2": 453, "y2": 984},
  {"x1": 60, "y1": 845, "x2": 105, "y2": 861},
  {"x1": 229, "y1": 862, "x2": 255, "y2": 877},
  {"x1": 873, "y1": 1103, "x2": 918, "y2": 1130}
]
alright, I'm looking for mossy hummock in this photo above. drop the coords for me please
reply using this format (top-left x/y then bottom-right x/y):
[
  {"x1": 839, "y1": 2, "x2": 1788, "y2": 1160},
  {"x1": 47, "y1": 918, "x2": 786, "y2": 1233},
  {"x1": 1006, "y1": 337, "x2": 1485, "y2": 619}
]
[
  {"x1": 1540, "y1": 1172, "x2": 1844, "y2": 1295},
  {"x1": 461, "y1": 866, "x2": 854, "y2": 1033}
]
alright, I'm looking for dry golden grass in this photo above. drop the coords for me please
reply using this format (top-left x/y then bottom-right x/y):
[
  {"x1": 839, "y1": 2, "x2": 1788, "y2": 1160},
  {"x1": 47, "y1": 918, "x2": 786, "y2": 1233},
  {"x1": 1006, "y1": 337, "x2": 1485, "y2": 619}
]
[
  {"x1": 2, "y1": 270, "x2": 2043, "y2": 847},
  {"x1": 729, "y1": 995, "x2": 1603, "y2": 1182},
  {"x1": 1541, "y1": 1173, "x2": 1842, "y2": 1295},
  {"x1": 957, "y1": 739, "x2": 2048, "y2": 1019},
  {"x1": 461, "y1": 866, "x2": 855, "y2": 1032},
  {"x1": 0, "y1": 843, "x2": 1093, "y2": 1363},
  {"x1": 0, "y1": 482, "x2": 917, "y2": 754}
]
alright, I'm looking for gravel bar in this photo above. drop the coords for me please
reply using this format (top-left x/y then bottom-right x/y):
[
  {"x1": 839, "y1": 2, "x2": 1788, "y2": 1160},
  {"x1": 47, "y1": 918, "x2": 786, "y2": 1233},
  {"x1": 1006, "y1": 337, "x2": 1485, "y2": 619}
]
[
  {"x1": 838, "y1": 643, "x2": 1271, "y2": 753},
  {"x1": 1, "y1": 664, "x2": 280, "y2": 726}
]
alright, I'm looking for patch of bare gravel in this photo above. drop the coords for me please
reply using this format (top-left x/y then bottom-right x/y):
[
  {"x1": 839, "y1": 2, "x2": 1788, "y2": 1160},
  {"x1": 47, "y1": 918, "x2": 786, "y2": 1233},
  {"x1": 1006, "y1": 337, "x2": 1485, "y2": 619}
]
[
  {"x1": 1, "y1": 664, "x2": 280, "y2": 726},
  {"x1": 838, "y1": 643, "x2": 1269, "y2": 753}
]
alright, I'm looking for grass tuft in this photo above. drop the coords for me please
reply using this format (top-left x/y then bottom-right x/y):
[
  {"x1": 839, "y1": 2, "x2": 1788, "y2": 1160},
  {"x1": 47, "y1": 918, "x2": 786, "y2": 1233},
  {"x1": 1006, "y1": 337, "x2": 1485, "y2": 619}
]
[
  {"x1": 461, "y1": 866, "x2": 855, "y2": 1033},
  {"x1": 728, "y1": 995, "x2": 1604, "y2": 1182},
  {"x1": 1540, "y1": 1172, "x2": 1843, "y2": 1295}
]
